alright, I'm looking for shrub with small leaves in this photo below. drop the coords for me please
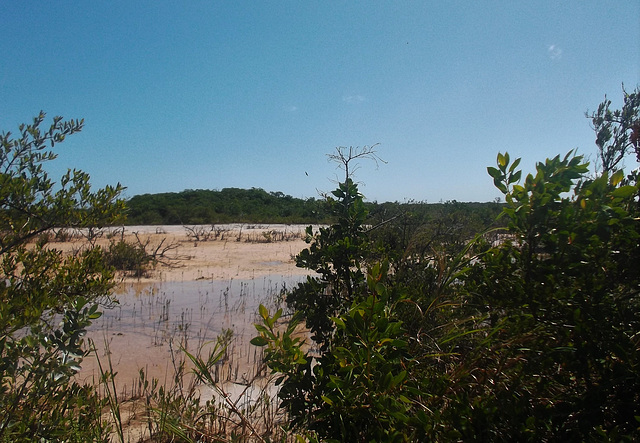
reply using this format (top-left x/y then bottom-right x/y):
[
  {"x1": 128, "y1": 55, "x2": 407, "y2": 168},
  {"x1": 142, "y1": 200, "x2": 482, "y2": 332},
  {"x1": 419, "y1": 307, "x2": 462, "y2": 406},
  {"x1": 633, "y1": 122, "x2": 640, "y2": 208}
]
[{"x1": 0, "y1": 113, "x2": 124, "y2": 441}]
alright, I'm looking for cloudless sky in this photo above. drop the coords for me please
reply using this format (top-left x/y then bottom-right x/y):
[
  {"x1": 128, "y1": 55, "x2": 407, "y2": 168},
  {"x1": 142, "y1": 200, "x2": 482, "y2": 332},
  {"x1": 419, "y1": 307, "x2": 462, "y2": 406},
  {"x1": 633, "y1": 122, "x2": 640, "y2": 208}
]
[{"x1": 1, "y1": 1, "x2": 639, "y2": 203}]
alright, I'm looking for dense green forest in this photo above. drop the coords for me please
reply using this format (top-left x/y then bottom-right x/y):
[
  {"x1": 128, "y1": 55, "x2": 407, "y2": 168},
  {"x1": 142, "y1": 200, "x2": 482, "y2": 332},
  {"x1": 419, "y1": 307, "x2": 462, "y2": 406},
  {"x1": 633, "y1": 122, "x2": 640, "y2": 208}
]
[
  {"x1": 125, "y1": 188, "x2": 326, "y2": 224},
  {"x1": 125, "y1": 186, "x2": 505, "y2": 230}
]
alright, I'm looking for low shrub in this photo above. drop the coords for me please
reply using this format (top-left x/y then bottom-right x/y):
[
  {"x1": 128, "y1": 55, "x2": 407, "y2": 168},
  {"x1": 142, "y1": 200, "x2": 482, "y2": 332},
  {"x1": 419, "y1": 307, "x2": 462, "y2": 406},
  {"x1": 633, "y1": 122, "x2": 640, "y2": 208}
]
[{"x1": 102, "y1": 239, "x2": 151, "y2": 277}]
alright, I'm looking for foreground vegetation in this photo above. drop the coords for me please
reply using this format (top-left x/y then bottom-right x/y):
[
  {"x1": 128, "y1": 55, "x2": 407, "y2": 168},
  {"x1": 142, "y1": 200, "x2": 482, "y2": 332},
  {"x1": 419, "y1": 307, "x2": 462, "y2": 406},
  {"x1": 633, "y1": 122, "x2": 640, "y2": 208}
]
[
  {"x1": 0, "y1": 113, "x2": 125, "y2": 440},
  {"x1": 254, "y1": 90, "x2": 639, "y2": 441},
  {"x1": 1, "y1": 87, "x2": 639, "y2": 441}
]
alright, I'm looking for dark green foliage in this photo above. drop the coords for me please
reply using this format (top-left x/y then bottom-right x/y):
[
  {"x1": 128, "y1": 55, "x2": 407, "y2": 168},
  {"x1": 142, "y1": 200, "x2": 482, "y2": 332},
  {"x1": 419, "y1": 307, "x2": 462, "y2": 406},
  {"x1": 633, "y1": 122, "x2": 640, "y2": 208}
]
[
  {"x1": 124, "y1": 183, "x2": 504, "y2": 231},
  {"x1": 256, "y1": 264, "x2": 417, "y2": 442},
  {"x1": 449, "y1": 151, "x2": 640, "y2": 440},
  {"x1": 125, "y1": 187, "x2": 328, "y2": 225},
  {"x1": 366, "y1": 199, "x2": 504, "y2": 263},
  {"x1": 286, "y1": 178, "x2": 370, "y2": 349},
  {"x1": 0, "y1": 113, "x2": 124, "y2": 441},
  {"x1": 102, "y1": 239, "x2": 150, "y2": 277},
  {"x1": 254, "y1": 89, "x2": 640, "y2": 441},
  {"x1": 309, "y1": 264, "x2": 414, "y2": 442}
]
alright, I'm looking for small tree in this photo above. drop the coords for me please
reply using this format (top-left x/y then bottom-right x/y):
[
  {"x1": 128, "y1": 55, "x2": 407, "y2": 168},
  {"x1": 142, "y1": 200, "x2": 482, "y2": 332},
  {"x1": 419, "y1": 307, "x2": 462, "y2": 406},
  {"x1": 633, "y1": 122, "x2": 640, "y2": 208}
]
[
  {"x1": 286, "y1": 145, "x2": 383, "y2": 348},
  {"x1": 588, "y1": 85, "x2": 640, "y2": 174},
  {"x1": 255, "y1": 146, "x2": 425, "y2": 440},
  {"x1": 0, "y1": 112, "x2": 125, "y2": 441}
]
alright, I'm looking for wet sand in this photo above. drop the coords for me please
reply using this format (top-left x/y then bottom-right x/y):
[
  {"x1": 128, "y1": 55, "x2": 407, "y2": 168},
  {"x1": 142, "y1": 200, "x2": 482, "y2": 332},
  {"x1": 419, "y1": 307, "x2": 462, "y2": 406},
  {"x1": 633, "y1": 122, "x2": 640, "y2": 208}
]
[{"x1": 68, "y1": 225, "x2": 314, "y2": 393}]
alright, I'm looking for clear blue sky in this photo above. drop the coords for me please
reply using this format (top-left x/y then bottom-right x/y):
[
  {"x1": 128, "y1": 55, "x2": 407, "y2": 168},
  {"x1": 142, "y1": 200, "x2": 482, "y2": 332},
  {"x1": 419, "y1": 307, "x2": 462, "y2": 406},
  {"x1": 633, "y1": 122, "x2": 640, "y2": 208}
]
[{"x1": 1, "y1": 2, "x2": 639, "y2": 203}]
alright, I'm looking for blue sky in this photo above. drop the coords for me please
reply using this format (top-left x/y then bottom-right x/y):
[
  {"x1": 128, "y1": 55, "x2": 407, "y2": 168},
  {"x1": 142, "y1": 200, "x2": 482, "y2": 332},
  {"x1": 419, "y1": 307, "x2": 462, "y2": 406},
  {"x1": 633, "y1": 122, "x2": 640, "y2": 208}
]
[{"x1": 1, "y1": 2, "x2": 639, "y2": 203}]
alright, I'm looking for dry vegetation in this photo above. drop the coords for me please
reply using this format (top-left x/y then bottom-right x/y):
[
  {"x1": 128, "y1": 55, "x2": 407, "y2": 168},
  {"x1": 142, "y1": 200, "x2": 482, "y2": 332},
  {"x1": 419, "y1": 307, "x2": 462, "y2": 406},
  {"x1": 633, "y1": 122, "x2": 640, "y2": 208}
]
[{"x1": 39, "y1": 224, "x2": 314, "y2": 282}]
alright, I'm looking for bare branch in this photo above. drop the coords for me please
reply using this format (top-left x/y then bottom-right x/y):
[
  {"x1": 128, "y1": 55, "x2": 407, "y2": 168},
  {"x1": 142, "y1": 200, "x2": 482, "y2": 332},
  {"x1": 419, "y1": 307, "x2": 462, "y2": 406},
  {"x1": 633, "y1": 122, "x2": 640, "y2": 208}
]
[
  {"x1": 327, "y1": 144, "x2": 385, "y2": 183},
  {"x1": 133, "y1": 231, "x2": 186, "y2": 268}
]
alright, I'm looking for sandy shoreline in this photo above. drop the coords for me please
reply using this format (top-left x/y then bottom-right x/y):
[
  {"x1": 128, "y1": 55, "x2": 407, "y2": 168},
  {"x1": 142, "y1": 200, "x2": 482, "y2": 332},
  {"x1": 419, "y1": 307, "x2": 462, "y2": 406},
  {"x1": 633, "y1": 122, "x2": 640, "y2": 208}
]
[{"x1": 52, "y1": 224, "x2": 316, "y2": 283}]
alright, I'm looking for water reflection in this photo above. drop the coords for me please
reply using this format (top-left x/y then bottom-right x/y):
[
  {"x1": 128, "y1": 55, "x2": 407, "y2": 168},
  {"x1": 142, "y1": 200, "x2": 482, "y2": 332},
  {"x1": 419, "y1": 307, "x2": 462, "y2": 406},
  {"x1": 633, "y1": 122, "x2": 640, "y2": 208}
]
[{"x1": 79, "y1": 275, "x2": 305, "y2": 389}]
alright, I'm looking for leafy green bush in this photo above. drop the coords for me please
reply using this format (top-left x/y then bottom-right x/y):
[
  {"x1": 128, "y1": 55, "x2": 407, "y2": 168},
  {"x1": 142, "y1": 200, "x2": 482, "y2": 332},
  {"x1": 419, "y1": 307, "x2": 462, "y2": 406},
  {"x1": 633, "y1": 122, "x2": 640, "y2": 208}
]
[
  {"x1": 256, "y1": 264, "x2": 416, "y2": 441},
  {"x1": 0, "y1": 113, "x2": 124, "y2": 441},
  {"x1": 255, "y1": 147, "x2": 432, "y2": 440},
  {"x1": 286, "y1": 178, "x2": 370, "y2": 349},
  {"x1": 102, "y1": 239, "x2": 151, "y2": 277},
  {"x1": 254, "y1": 89, "x2": 640, "y2": 441},
  {"x1": 450, "y1": 151, "x2": 640, "y2": 440}
]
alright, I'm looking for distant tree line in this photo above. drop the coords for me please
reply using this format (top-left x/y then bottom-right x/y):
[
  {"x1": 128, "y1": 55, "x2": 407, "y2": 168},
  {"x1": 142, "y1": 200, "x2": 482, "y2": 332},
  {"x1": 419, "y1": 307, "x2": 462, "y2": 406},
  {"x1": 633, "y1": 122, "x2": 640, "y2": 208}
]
[
  {"x1": 125, "y1": 187, "x2": 326, "y2": 224},
  {"x1": 124, "y1": 187, "x2": 505, "y2": 229}
]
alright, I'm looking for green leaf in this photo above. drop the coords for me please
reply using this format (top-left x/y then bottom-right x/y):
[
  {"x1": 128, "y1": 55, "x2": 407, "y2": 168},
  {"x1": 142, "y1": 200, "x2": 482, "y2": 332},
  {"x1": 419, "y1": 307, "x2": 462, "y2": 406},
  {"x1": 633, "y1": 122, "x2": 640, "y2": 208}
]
[
  {"x1": 610, "y1": 169, "x2": 624, "y2": 186},
  {"x1": 332, "y1": 317, "x2": 346, "y2": 329},
  {"x1": 487, "y1": 166, "x2": 502, "y2": 179},
  {"x1": 382, "y1": 372, "x2": 393, "y2": 390},
  {"x1": 508, "y1": 157, "x2": 521, "y2": 173},
  {"x1": 258, "y1": 304, "x2": 269, "y2": 321},
  {"x1": 321, "y1": 395, "x2": 334, "y2": 406},
  {"x1": 497, "y1": 152, "x2": 507, "y2": 168},
  {"x1": 611, "y1": 185, "x2": 637, "y2": 198},
  {"x1": 494, "y1": 178, "x2": 507, "y2": 194},
  {"x1": 250, "y1": 336, "x2": 269, "y2": 347},
  {"x1": 392, "y1": 370, "x2": 407, "y2": 386},
  {"x1": 254, "y1": 324, "x2": 270, "y2": 335},
  {"x1": 508, "y1": 170, "x2": 522, "y2": 184}
]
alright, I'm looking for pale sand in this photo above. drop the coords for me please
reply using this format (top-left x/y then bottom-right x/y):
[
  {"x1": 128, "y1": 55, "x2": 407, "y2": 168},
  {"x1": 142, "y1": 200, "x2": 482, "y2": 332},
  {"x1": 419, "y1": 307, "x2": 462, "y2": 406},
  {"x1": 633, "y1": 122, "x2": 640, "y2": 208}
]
[
  {"x1": 126, "y1": 224, "x2": 314, "y2": 282},
  {"x1": 51, "y1": 224, "x2": 315, "y2": 282}
]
